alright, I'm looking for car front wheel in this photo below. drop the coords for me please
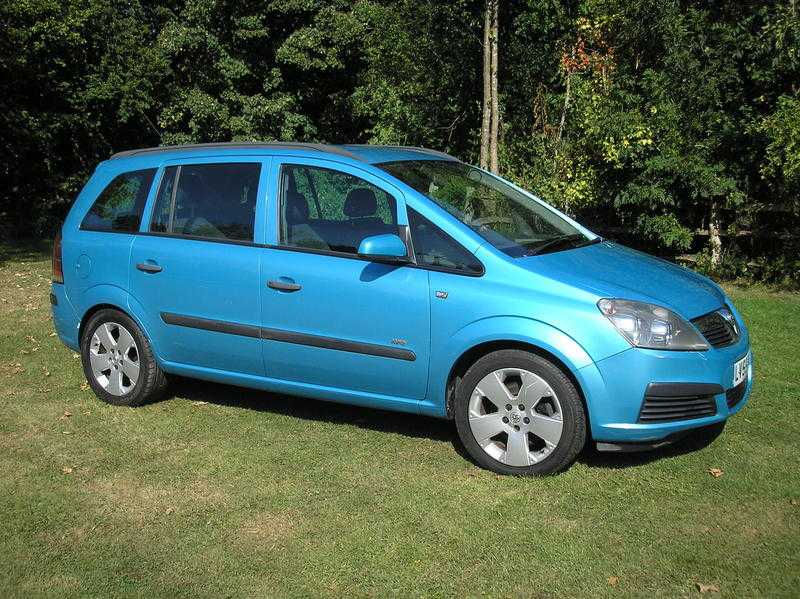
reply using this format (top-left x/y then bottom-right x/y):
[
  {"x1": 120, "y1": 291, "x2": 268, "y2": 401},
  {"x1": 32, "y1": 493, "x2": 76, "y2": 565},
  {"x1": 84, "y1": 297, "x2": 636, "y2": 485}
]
[{"x1": 454, "y1": 349, "x2": 587, "y2": 475}]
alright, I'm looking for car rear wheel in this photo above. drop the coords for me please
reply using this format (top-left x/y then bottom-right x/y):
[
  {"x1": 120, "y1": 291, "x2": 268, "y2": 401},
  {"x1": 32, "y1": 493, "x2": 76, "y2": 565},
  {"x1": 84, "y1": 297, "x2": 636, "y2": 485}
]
[
  {"x1": 454, "y1": 349, "x2": 587, "y2": 475},
  {"x1": 81, "y1": 308, "x2": 167, "y2": 407}
]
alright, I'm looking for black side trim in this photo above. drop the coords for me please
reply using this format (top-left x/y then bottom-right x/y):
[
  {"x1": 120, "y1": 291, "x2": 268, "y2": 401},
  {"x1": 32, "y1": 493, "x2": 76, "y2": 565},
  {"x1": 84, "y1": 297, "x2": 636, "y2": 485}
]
[
  {"x1": 260, "y1": 327, "x2": 416, "y2": 361},
  {"x1": 645, "y1": 382, "x2": 724, "y2": 397},
  {"x1": 160, "y1": 312, "x2": 260, "y2": 338},
  {"x1": 160, "y1": 312, "x2": 416, "y2": 361}
]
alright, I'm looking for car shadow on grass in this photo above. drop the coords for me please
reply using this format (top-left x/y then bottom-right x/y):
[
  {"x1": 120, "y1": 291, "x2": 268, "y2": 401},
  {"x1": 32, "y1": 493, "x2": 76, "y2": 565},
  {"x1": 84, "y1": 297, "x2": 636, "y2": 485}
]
[
  {"x1": 578, "y1": 422, "x2": 726, "y2": 469},
  {"x1": 171, "y1": 376, "x2": 460, "y2": 444},
  {"x1": 167, "y1": 377, "x2": 726, "y2": 472}
]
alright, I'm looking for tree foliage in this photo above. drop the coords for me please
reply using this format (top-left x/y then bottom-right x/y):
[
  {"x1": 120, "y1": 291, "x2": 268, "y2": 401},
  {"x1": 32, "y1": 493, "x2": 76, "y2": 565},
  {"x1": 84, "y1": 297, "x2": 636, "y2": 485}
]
[{"x1": 1, "y1": 0, "x2": 797, "y2": 284}]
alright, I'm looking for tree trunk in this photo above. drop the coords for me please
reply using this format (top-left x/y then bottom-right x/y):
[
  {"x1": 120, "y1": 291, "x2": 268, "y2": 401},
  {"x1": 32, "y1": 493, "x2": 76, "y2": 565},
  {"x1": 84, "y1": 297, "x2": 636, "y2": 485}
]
[
  {"x1": 489, "y1": 0, "x2": 499, "y2": 174},
  {"x1": 479, "y1": 2, "x2": 492, "y2": 170},
  {"x1": 709, "y1": 198, "x2": 723, "y2": 266},
  {"x1": 556, "y1": 72, "x2": 570, "y2": 146}
]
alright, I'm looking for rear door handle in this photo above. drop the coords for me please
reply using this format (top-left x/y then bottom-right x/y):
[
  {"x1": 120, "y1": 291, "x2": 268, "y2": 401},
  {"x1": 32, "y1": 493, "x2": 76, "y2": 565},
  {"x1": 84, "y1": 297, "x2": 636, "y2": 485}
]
[
  {"x1": 267, "y1": 279, "x2": 301, "y2": 292},
  {"x1": 136, "y1": 262, "x2": 162, "y2": 273}
]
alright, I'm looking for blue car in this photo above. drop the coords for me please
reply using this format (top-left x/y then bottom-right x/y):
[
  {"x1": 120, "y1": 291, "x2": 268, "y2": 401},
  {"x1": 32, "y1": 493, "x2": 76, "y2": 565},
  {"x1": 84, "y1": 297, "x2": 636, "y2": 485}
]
[{"x1": 51, "y1": 143, "x2": 753, "y2": 475}]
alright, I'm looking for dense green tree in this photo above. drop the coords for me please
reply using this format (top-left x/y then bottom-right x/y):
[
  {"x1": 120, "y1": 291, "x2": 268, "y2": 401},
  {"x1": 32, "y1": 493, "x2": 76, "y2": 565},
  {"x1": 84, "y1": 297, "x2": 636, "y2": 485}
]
[{"x1": 0, "y1": 0, "x2": 797, "y2": 285}]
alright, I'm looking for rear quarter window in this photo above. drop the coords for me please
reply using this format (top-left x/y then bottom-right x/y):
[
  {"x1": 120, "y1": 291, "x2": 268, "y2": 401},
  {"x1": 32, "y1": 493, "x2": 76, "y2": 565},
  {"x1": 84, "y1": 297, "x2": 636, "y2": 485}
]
[{"x1": 81, "y1": 169, "x2": 156, "y2": 233}]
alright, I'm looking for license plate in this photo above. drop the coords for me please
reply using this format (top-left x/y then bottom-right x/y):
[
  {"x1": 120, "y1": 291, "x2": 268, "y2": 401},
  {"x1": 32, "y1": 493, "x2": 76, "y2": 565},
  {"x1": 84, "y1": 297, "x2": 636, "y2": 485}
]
[{"x1": 732, "y1": 354, "x2": 749, "y2": 388}]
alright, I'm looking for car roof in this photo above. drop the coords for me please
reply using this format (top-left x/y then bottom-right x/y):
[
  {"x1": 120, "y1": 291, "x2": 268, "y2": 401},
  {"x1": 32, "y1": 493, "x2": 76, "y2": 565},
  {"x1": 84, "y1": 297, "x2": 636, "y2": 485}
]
[{"x1": 109, "y1": 142, "x2": 457, "y2": 165}]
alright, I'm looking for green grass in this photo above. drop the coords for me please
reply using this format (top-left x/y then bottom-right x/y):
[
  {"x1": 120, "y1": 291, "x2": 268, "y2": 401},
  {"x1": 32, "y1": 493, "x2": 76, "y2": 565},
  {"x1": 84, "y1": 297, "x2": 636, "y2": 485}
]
[{"x1": 1, "y1": 243, "x2": 798, "y2": 598}]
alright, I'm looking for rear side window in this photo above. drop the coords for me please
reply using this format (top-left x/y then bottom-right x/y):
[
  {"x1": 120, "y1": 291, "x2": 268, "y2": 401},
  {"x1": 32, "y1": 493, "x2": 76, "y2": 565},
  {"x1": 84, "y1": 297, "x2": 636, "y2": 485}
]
[
  {"x1": 81, "y1": 169, "x2": 156, "y2": 232},
  {"x1": 150, "y1": 163, "x2": 261, "y2": 242},
  {"x1": 408, "y1": 208, "x2": 483, "y2": 275}
]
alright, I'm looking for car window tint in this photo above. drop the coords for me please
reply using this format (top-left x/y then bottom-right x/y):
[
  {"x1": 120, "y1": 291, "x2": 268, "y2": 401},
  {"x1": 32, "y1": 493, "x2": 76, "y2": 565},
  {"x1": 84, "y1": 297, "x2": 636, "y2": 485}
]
[
  {"x1": 408, "y1": 208, "x2": 482, "y2": 274},
  {"x1": 150, "y1": 163, "x2": 260, "y2": 241},
  {"x1": 280, "y1": 165, "x2": 399, "y2": 254},
  {"x1": 81, "y1": 169, "x2": 156, "y2": 232}
]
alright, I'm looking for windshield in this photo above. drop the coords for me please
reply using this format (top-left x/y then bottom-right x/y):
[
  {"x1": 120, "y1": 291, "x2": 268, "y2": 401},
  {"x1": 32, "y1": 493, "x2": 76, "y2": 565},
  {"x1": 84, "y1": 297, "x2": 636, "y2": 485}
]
[{"x1": 379, "y1": 160, "x2": 594, "y2": 257}]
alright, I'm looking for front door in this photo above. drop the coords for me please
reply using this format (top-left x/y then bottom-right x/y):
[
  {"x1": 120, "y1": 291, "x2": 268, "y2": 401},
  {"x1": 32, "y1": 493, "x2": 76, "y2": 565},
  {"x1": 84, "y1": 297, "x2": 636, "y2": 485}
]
[
  {"x1": 260, "y1": 158, "x2": 430, "y2": 400},
  {"x1": 130, "y1": 158, "x2": 268, "y2": 376}
]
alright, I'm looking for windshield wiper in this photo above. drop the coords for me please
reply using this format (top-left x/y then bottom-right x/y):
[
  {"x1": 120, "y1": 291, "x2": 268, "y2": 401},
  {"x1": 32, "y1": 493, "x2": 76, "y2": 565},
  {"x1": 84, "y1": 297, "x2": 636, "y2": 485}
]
[{"x1": 527, "y1": 234, "x2": 600, "y2": 256}]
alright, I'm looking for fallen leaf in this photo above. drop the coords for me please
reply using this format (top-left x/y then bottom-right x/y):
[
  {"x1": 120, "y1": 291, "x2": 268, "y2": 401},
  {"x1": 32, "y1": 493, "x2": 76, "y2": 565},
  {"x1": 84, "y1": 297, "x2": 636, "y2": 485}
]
[
  {"x1": 80, "y1": 383, "x2": 89, "y2": 391},
  {"x1": 607, "y1": 576, "x2": 619, "y2": 587},
  {"x1": 696, "y1": 582, "x2": 720, "y2": 593},
  {"x1": 59, "y1": 410, "x2": 72, "y2": 420},
  {"x1": 708, "y1": 468, "x2": 724, "y2": 478},
  {"x1": 49, "y1": 332, "x2": 57, "y2": 337},
  {"x1": 62, "y1": 466, "x2": 73, "y2": 474}
]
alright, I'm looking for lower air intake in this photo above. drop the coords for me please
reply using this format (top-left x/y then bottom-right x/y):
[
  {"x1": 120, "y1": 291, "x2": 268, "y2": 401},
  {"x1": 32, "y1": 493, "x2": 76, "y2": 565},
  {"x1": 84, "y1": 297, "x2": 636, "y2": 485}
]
[{"x1": 638, "y1": 383, "x2": 719, "y2": 423}]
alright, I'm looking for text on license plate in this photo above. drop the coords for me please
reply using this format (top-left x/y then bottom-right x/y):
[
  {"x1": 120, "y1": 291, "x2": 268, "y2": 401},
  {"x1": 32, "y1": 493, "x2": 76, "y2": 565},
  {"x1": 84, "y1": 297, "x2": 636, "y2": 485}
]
[{"x1": 732, "y1": 354, "x2": 749, "y2": 387}]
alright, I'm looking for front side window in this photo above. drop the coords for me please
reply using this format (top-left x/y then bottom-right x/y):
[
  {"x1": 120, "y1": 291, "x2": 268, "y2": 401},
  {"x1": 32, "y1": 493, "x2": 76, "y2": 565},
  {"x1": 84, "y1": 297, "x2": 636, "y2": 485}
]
[
  {"x1": 81, "y1": 169, "x2": 156, "y2": 232},
  {"x1": 408, "y1": 208, "x2": 483, "y2": 275},
  {"x1": 279, "y1": 165, "x2": 399, "y2": 254},
  {"x1": 150, "y1": 163, "x2": 260, "y2": 241},
  {"x1": 379, "y1": 160, "x2": 595, "y2": 257}
]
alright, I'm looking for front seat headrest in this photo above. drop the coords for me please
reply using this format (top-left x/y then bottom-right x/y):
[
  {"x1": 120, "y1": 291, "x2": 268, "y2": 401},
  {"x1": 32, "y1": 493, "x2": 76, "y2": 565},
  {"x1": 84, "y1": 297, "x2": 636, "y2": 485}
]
[
  {"x1": 343, "y1": 188, "x2": 377, "y2": 218},
  {"x1": 285, "y1": 191, "x2": 310, "y2": 224}
]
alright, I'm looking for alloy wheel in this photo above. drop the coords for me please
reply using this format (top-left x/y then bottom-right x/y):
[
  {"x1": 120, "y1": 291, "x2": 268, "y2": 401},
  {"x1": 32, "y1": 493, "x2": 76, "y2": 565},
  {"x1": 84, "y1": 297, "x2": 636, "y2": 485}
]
[
  {"x1": 467, "y1": 368, "x2": 564, "y2": 467},
  {"x1": 89, "y1": 322, "x2": 140, "y2": 396}
]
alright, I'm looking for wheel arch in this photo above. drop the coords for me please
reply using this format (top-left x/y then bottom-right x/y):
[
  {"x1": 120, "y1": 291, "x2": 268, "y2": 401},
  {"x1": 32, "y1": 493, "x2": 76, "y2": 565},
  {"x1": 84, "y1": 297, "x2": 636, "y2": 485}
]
[
  {"x1": 444, "y1": 340, "x2": 590, "y2": 429},
  {"x1": 78, "y1": 303, "x2": 131, "y2": 344},
  {"x1": 77, "y1": 285, "x2": 158, "y2": 358}
]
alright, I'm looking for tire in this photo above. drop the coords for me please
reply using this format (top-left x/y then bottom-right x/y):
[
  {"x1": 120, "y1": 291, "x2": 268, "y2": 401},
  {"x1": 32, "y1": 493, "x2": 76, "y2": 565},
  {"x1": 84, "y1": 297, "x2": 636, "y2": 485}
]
[
  {"x1": 80, "y1": 308, "x2": 168, "y2": 407},
  {"x1": 454, "y1": 349, "x2": 587, "y2": 476}
]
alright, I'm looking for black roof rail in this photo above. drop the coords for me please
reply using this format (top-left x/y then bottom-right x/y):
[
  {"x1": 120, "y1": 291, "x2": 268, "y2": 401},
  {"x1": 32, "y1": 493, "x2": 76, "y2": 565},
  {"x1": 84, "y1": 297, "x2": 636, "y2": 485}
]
[{"x1": 109, "y1": 142, "x2": 363, "y2": 161}]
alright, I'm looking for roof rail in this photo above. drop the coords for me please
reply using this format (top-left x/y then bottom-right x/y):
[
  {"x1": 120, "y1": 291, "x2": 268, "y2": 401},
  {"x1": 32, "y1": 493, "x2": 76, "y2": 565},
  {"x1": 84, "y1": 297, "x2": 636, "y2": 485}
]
[
  {"x1": 341, "y1": 144, "x2": 456, "y2": 160},
  {"x1": 109, "y1": 142, "x2": 363, "y2": 161}
]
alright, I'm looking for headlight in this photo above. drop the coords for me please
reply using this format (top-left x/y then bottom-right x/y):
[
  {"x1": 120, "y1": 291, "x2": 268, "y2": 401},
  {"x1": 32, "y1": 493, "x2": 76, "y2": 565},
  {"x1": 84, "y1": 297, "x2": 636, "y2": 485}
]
[{"x1": 597, "y1": 299, "x2": 709, "y2": 351}]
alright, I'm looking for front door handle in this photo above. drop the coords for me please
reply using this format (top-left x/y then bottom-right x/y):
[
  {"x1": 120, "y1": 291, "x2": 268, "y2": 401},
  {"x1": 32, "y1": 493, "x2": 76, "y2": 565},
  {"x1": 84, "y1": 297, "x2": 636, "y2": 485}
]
[
  {"x1": 136, "y1": 262, "x2": 162, "y2": 273},
  {"x1": 267, "y1": 279, "x2": 301, "y2": 292}
]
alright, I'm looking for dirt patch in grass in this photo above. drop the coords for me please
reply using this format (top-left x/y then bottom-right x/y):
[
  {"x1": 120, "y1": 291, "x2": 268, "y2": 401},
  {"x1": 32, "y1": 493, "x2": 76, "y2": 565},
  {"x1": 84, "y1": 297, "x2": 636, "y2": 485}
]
[
  {"x1": 238, "y1": 510, "x2": 298, "y2": 546},
  {"x1": 86, "y1": 474, "x2": 227, "y2": 525}
]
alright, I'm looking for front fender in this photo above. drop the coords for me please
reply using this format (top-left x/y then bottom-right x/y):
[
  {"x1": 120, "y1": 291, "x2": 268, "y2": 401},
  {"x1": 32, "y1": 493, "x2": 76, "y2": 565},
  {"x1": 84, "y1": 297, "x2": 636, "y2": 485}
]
[{"x1": 423, "y1": 315, "x2": 595, "y2": 418}]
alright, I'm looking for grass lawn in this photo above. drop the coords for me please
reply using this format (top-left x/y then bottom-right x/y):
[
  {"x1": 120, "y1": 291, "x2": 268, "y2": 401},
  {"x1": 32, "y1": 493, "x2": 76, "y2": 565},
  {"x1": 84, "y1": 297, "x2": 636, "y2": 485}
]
[{"x1": 1, "y1": 242, "x2": 798, "y2": 598}]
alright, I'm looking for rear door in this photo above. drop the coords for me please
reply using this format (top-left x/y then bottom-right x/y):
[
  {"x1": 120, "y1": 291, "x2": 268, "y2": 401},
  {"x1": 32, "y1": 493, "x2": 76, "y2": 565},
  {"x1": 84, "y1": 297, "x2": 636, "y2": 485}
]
[
  {"x1": 259, "y1": 157, "x2": 431, "y2": 400},
  {"x1": 130, "y1": 157, "x2": 269, "y2": 376}
]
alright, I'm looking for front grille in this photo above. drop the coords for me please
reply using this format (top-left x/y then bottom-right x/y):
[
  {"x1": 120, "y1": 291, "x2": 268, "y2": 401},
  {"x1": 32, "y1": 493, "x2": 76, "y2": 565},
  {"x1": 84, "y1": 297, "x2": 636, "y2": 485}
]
[
  {"x1": 691, "y1": 309, "x2": 738, "y2": 348},
  {"x1": 726, "y1": 382, "x2": 746, "y2": 409},
  {"x1": 638, "y1": 389, "x2": 718, "y2": 423}
]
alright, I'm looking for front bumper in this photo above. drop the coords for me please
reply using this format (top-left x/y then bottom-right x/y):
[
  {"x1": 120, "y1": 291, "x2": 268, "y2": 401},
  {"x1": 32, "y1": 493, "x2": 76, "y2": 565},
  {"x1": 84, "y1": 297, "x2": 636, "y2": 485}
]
[{"x1": 578, "y1": 332, "x2": 753, "y2": 443}]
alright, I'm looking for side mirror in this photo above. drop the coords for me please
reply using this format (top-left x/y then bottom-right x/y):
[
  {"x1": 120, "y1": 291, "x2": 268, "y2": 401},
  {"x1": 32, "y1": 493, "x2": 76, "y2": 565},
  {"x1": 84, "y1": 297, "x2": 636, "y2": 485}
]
[{"x1": 357, "y1": 234, "x2": 410, "y2": 264}]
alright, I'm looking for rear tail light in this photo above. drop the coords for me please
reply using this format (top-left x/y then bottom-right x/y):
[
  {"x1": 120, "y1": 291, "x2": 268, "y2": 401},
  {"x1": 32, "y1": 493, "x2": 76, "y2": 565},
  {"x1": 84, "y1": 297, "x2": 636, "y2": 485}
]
[{"x1": 52, "y1": 228, "x2": 64, "y2": 283}]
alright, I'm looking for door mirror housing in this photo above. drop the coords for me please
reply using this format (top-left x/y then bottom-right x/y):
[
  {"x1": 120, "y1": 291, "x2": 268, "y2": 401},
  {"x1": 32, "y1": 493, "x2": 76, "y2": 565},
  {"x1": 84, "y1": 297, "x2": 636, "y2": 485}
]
[{"x1": 357, "y1": 234, "x2": 410, "y2": 264}]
